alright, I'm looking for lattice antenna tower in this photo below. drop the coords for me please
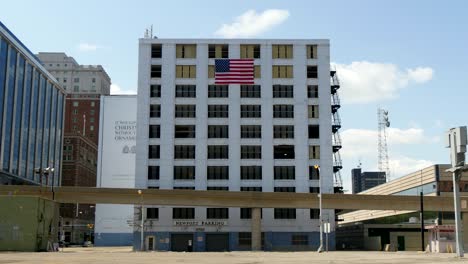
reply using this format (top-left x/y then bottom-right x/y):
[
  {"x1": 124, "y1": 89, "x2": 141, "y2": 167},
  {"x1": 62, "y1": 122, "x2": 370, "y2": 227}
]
[{"x1": 378, "y1": 108, "x2": 391, "y2": 181}]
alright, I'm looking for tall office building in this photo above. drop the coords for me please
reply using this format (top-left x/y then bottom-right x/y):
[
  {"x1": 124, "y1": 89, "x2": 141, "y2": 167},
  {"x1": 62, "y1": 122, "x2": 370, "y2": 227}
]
[
  {"x1": 0, "y1": 22, "x2": 65, "y2": 186},
  {"x1": 36, "y1": 52, "x2": 111, "y2": 244},
  {"x1": 135, "y1": 39, "x2": 342, "y2": 251},
  {"x1": 351, "y1": 168, "x2": 386, "y2": 194}
]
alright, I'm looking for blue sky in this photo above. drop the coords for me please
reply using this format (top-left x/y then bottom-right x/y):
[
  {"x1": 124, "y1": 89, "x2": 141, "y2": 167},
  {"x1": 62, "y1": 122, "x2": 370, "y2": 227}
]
[{"x1": 1, "y1": 0, "x2": 467, "y2": 191}]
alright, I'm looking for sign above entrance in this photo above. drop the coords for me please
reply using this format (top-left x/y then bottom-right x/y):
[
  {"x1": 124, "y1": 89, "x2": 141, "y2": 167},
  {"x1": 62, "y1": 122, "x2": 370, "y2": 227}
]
[{"x1": 173, "y1": 221, "x2": 227, "y2": 227}]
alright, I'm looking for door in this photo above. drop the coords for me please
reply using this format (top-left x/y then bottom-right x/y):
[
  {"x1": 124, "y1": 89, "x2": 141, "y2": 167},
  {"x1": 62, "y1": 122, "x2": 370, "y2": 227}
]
[
  {"x1": 147, "y1": 236, "x2": 154, "y2": 251},
  {"x1": 171, "y1": 234, "x2": 194, "y2": 252},
  {"x1": 206, "y1": 233, "x2": 230, "y2": 252},
  {"x1": 397, "y1": 236, "x2": 405, "y2": 251}
]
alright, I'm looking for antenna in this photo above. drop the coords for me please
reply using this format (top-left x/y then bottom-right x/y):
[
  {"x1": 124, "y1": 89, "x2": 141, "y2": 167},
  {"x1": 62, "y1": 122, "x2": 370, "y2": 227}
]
[
  {"x1": 378, "y1": 108, "x2": 391, "y2": 181},
  {"x1": 144, "y1": 25, "x2": 154, "y2": 38}
]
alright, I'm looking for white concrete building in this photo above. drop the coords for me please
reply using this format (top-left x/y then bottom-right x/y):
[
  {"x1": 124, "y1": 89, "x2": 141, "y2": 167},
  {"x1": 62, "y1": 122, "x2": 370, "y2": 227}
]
[
  {"x1": 135, "y1": 39, "x2": 342, "y2": 251},
  {"x1": 36, "y1": 52, "x2": 111, "y2": 95}
]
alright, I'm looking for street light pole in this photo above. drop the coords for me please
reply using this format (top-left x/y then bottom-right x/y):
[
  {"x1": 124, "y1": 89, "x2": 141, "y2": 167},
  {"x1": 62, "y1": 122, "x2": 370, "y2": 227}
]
[{"x1": 138, "y1": 190, "x2": 144, "y2": 251}]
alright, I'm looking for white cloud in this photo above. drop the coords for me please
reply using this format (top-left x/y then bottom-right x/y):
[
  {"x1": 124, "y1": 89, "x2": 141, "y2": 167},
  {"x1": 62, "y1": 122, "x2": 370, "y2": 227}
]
[
  {"x1": 388, "y1": 156, "x2": 434, "y2": 178},
  {"x1": 78, "y1": 42, "x2": 100, "y2": 52},
  {"x1": 110, "y1": 84, "x2": 136, "y2": 95},
  {"x1": 333, "y1": 61, "x2": 433, "y2": 104},
  {"x1": 214, "y1": 9, "x2": 290, "y2": 38}
]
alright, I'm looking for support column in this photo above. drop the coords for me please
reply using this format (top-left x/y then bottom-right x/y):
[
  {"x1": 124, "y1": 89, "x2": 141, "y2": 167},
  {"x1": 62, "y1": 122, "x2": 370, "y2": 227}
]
[
  {"x1": 463, "y1": 212, "x2": 468, "y2": 253},
  {"x1": 251, "y1": 208, "x2": 261, "y2": 251}
]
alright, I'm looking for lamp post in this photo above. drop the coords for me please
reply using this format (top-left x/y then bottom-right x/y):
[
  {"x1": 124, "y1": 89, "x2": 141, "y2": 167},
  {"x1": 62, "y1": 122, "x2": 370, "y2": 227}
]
[
  {"x1": 34, "y1": 167, "x2": 55, "y2": 198},
  {"x1": 314, "y1": 165, "x2": 323, "y2": 253}
]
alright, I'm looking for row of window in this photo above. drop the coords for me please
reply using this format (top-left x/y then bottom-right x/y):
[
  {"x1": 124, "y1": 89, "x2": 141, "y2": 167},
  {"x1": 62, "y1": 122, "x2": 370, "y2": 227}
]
[
  {"x1": 149, "y1": 125, "x2": 320, "y2": 139},
  {"x1": 151, "y1": 44, "x2": 318, "y2": 59},
  {"x1": 148, "y1": 145, "x2": 320, "y2": 160},
  {"x1": 146, "y1": 207, "x2": 320, "y2": 220},
  {"x1": 151, "y1": 85, "x2": 319, "y2": 98},
  {"x1": 149, "y1": 104, "x2": 319, "y2": 119},
  {"x1": 147, "y1": 165, "x2": 320, "y2": 180},
  {"x1": 150, "y1": 65, "x2": 318, "y2": 79}
]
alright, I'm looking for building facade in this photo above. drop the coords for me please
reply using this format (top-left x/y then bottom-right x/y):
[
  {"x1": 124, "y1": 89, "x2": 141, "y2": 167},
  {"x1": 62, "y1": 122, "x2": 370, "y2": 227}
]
[
  {"x1": 135, "y1": 39, "x2": 342, "y2": 251},
  {"x1": 0, "y1": 21, "x2": 65, "y2": 186},
  {"x1": 351, "y1": 168, "x2": 386, "y2": 194},
  {"x1": 36, "y1": 52, "x2": 111, "y2": 245}
]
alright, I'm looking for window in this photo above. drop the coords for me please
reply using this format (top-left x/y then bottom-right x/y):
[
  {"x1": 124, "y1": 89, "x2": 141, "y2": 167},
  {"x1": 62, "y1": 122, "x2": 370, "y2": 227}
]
[
  {"x1": 240, "y1": 85, "x2": 261, "y2": 98},
  {"x1": 240, "y1": 208, "x2": 263, "y2": 219},
  {"x1": 63, "y1": 78, "x2": 67, "y2": 83},
  {"x1": 176, "y1": 65, "x2": 196, "y2": 78},
  {"x1": 274, "y1": 145, "x2": 295, "y2": 159},
  {"x1": 174, "y1": 186, "x2": 195, "y2": 190},
  {"x1": 274, "y1": 187, "x2": 296, "y2": 192},
  {"x1": 274, "y1": 208, "x2": 296, "y2": 219},
  {"x1": 241, "y1": 125, "x2": 261, "y2": 138},
  {"x1": 92, "y1": 78, "x2": 96, "y2": 83},
  {"x1": 208, "y1": 125, "x2": 228, "y2": 138},
  {"x1": 292, "y1": 235, "x2": 308, "y2": 245},
  {"x1": 309, "y1": 166, "x2": 320, "y2": 180},
  {"x1": 308, "y1": 125, "x2": 320, "y2": 139},
  {"x1": 149, "y1": 125, "x2": 160, "y2": 138},
  {"x1": 272, "y1": 66, "x2": 293, "y2": 78},
  {"x1": 151, "y1": 65, "x2": 161, "y2": 78},
  {"x1": 272, "y1": 45, "x2": 293, "y2": 59},
  {"x1": 238, "y1": 232, "x2": 251, "y2": 245},
  {"x1": 240, "y1": 44, "x2": 260, "y2": 59},
  {"x1": 146, "y1": 208, "x2": 159, "y2": 219},
  {"x1": 73, "y1": 86, "x2": 79, "y2": 92},
  {"x1": 207, "y1": 186, "x2": 229, "y2": 191},
  {"x1": 308, "y1": 105, "x2": 319, "y2": 118},
  {"x1": 254, "y1": 65, "x2": 261, "y2": 78},
  {"x1": 273, "y1": 126, "x2": 294, "y2": 139},
  {"x1": 90, "y1": 109, "x2": 95, "y2": 114},
  {"x1": 273, "y1": 85, "x2": 293, "y2": 98},
  {"x1": 175, "y1": 85, "x2": 196, "y2": 98},
  {"x1": 173, "y1": 208, "x2": 195, "y2": 219},
  {"x1": 175, "y1": 125, "x2": 195, "y2": 138},
  {"x1": 274, "y1": 166, "x2": 295, "y2": 180},
  {"x1": 151, "y1": 44, "x2": 162, "y2": 58},
  {"x1": 148, "y1": 145, "x2": 160, "y2": 159},
  {"x1": 273, "y1": 105, "x2": 294, "y2": 118},
  {"x1": 207, "y1": 208, "x2": 229, "y2": 219},
  {"x1": 309, "y1": 145, "x2": 320, "y2": 159},
  {"x1": 241, "y1": 145, "x2": 261, "y2": 159},
  {"x1": 208, "y1": 145, "x2": 229, "y2": 159},
  {"x1": 307, "y1": 45, "x2": 318, "y2": 59},
  {"x1": 148, "y1": 166, "x2": 160, "y2": 180},
  {"x1": 310, "y1": 187, "x2": 320, "y2": 193},
  {"x1": 240, "y1": 166, "x2": 262, "y2": 180},
  {"x1": 208, "y1": 85, "x2": 228, "y2": 98},
  {"x1": 310, "y1": 209, "x2": 320, "y2": 219},
  {"x1": 208, "y1": 44, "x2": 228, "y2": 58},
  {"x1": 74, "y1": 78, "x2": 79, "y2": 83},
  {"x1": 208, "y1": 65, "x2": 215, "y2": 78},
  {"x1": 174, "y1": 145, "x2": 195, "y2": 159},
  {"x1": 150, "y1": 104, "x2": 161, "y2": 118},
  {"x1": 150, "y1": 85, "x2": 161, "y2": 97},
  {"x1": 240, "y1": 187, "x2": 262, "y2": 192},
  {"x1": 208, "y1": 105, "x2": 229, "y2": 118},
  {"x1": 307, "y1": 66, "x2": 318, "y2": 78},
  {"x1": 207, "y1": 166, "x2": 229, "y2": 180},
  {"x1": 241, "y1": 105, "x2": 261, "y2": 118},
  {"x1": 174, "y1": 166, "x2": 195, "y2": 179},
  {"x1": 307, "y1": 85, "x2": 318, "y2": 98},
  {"x1": 175, "y1": 105, "x2": 196, "y2": 118},
  {"x1": 73, "y1": 109, "x2": 78, "y2": 114},
  {"x1": 91, "y1": 102, "x2": 95, "y2": 107},
  {"x1": 176, "y1": 44, "x2": 196, "y2": 58}
]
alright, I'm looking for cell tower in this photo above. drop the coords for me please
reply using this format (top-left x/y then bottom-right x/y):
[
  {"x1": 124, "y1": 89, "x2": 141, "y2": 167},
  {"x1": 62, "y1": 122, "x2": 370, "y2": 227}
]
[{"x1": 378, "y1": 108, "x2": 391, "y2": 181}]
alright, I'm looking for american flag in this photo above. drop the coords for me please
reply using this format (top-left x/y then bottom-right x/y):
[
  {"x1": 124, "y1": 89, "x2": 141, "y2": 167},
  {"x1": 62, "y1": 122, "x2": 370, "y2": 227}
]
[{"x1": 215, "y1": 59, "x2": 254, "y2": 85}]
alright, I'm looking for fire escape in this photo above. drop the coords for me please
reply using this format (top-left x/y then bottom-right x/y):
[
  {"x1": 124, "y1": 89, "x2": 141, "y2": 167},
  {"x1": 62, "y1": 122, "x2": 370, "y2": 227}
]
[{"x1": 331, "y1": 68, "x2": 343, "y2": 193}]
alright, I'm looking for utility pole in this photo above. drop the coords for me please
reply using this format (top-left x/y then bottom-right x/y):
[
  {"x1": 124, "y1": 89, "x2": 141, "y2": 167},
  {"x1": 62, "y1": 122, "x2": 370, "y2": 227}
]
[
  {"x1": 138, "y1": 190, "x2": 145, "y2": 251},
  {"x1": 315, "y1": 165, "x2": 323, "y2": 253},
  {"x1": 446, "y1": 126, "x2": 467, "y2": 257}
]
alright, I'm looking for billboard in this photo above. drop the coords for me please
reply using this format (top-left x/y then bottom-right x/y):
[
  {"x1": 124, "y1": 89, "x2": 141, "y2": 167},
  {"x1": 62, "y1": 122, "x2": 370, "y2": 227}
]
[{"x1": 95, "y1": 95, "x2": 137, "y2": 246}]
